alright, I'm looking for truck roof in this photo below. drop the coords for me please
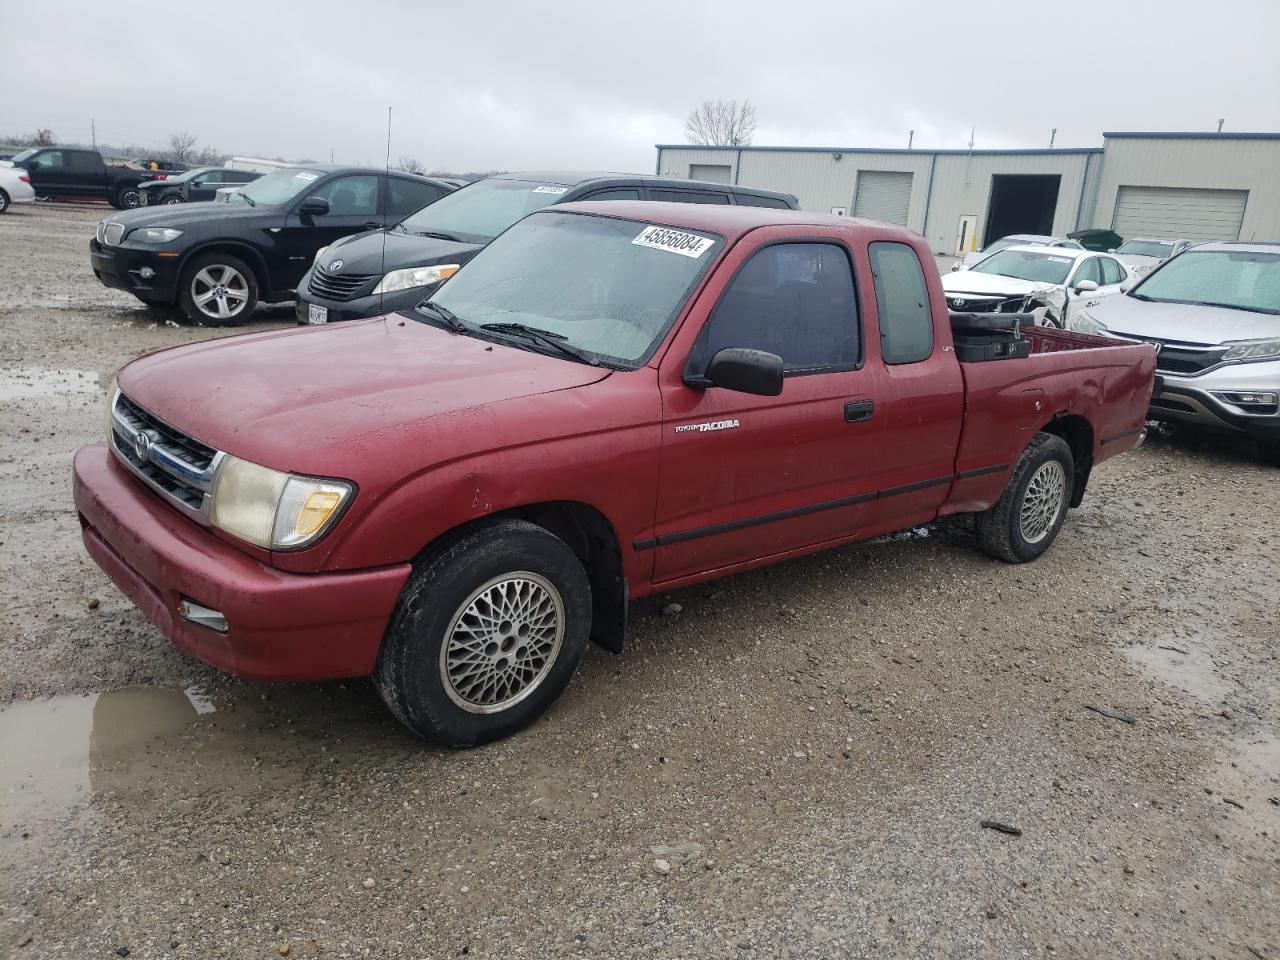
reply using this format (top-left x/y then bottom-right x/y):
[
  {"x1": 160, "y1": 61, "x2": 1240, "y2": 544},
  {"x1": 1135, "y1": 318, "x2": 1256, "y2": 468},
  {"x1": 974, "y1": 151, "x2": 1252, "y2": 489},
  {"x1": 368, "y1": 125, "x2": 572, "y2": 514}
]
[{"x1": 554, "y1": 200, "x2": 920, "y2": 244}]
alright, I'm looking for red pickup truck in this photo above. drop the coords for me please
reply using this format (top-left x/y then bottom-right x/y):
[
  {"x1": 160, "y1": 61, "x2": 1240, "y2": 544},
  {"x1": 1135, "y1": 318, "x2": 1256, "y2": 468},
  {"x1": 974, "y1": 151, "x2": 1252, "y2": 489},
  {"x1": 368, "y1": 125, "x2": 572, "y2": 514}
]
[{"x1": 73, "y1": 203, "x2": 1156, "y2": 745}]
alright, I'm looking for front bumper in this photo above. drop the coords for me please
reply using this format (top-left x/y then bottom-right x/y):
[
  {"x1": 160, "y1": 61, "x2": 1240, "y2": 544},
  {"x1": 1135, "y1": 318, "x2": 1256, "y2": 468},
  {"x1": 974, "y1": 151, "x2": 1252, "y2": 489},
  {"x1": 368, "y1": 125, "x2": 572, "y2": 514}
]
[
  {"x1": 89, "y1": 237, "x2": 181, "y2": 302},
  {"x1": 74, "y1": 443, "x2": 411, "y2": 681},
  {"x1": 295, "y1": 267, "x2": 431, "y2": 324},
  {"x1": 1149, "y1": 360, "x2": 1280, "y2": 442}
]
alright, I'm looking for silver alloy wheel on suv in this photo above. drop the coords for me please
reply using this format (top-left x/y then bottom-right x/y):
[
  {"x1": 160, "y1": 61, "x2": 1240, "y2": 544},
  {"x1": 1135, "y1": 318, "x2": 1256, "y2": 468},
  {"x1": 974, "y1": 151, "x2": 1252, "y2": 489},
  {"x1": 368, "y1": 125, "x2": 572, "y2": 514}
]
[{"x1": 190, "y1": 264, "x2": 250, "y2": 321}]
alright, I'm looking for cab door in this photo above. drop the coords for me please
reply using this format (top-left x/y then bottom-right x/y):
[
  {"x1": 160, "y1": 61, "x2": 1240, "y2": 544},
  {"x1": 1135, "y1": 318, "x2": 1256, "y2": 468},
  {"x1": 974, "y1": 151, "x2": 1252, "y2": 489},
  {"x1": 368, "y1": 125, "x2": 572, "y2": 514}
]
[
  {"x1": 650, "y1": 231, "x2": 886, "y2": 584},
  {"x1": 272, "y1": 172, "x2": 385, "y2": 292}
]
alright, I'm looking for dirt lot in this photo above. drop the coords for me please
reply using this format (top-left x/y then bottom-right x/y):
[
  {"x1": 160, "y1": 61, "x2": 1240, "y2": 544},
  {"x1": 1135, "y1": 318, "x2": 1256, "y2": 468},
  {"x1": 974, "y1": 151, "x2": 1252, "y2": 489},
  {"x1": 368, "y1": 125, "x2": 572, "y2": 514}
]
[{"x1": 1, "y1": 203, "x2": 1277, "y2": 959}]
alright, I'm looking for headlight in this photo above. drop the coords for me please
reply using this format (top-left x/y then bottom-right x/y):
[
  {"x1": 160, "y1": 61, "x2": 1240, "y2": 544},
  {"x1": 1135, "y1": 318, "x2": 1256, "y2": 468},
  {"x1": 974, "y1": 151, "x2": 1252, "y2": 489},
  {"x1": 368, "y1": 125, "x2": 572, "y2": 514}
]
[
  {"x1": 131, "y1": 227, "x2": 183, "y2": 243},
  {"x1": 209, "y1": 455, "x2": 353, "y2": 550},
  {"x1": 312, "y1": 245, "x2": 329, "y2": 265},
  {"x1": 1073, "y1": 312, "x2": 1108, "y2": 336},
  {"x1": 372, "y1": 263, "x2": 460, "y2": 295},
  {"x1": 1222, "y1": 338, "x2": 1280, "y2": 363}
]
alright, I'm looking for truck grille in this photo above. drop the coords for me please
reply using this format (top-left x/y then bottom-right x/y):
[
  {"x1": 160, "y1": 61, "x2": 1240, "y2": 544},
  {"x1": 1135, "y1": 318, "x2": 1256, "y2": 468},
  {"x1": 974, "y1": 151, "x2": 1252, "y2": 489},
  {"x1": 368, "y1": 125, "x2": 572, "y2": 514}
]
[
  {"x1": 110, "y1": 391, "x2": 222, "y2": 520},
  {"x1": 308, "y1": 265, "x2": 378, "y2": 301},
  {"x1": 97, "y1": 221, "x2": 125, "y2": 246},
  {"x1": 1108, "y1": 333, "x2": 1227, "y2": 376}
]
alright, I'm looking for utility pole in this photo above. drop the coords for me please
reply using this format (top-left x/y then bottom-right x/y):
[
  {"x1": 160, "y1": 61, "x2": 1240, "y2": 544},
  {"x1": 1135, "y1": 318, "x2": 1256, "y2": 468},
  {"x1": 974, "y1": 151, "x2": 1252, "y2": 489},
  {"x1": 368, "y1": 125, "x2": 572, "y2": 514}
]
[
  {"x1": 1217, "y1": 118, "x2": 1225, "y2": 132},
  {"x1": 330, "y1": 147, "x2": 334, "y2": 163},
  {"x1": 908, "y1": 129, "x2": 914, "y2": 150},
  {"x1": 1050, "y1": 128, "x2": 1057, "y2": 148},
  {"x1": 968, "y1": 126, "x2": 975, "y2": 151},
  {"x1": 91, "y1": 118, "x2": 96, "y2": 150}
]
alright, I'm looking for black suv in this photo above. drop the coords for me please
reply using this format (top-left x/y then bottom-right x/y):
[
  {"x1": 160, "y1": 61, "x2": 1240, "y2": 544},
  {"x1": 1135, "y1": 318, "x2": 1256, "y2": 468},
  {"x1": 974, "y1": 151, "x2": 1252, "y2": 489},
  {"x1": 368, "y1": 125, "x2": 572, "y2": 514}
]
[
  {"x1": 138, "y1": 167, "x2": 263, "y2": 206},
  {"x1": 295, "y1": 172, "x2": 798, "y2": 325},
  {"x1": 89, "y1": 166, "x2": 457, "y2": 323}
]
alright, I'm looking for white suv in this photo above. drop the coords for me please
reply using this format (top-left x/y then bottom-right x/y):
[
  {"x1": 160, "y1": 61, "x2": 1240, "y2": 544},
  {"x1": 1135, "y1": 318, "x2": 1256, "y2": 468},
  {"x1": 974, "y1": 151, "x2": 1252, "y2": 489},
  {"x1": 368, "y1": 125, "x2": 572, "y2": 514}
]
[{"x1": 1075, "y1": 242, "x2": 1280, "y2": 462}]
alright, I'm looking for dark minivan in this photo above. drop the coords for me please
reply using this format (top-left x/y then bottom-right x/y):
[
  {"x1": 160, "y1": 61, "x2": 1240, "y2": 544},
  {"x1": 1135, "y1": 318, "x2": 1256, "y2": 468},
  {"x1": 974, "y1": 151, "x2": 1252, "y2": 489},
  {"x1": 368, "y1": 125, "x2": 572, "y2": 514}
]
[{"x1": 295, "y1": 172, "x2": 798, "y2": 325}]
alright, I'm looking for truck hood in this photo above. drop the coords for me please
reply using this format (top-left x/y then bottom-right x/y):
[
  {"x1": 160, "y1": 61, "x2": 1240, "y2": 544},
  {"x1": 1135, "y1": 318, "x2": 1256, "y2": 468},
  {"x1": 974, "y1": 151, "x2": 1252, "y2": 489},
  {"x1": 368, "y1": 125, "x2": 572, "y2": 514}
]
[
  {"x1": 116, "y1": 316, "x2": 611, "y2": 476},
  {"x1": 941, "y1": 272, "x2": 1055, "y2": 297},
  {"x1": 322, "y1": 228, "x2": 484, "y2": 274},
  {"x1": 1087, "y1": 294, "x2": 1280, "y2": 346}
]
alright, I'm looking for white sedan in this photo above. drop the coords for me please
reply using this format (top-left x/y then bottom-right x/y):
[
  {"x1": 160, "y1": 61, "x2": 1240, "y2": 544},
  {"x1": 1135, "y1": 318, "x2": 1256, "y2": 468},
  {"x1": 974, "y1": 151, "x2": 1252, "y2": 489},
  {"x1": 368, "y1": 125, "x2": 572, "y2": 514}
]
[
  {"x1": 954, "y1": 233, "x2": 1084, "y2": 270},
  {"x1": 941, "y1": 245, "x2": 1133, "y2": 328},
  {"x1": 0, "y1": 163, "x2": 36, "y2": 213},
  {"x1": 1112, "y1": 237, "x2": 1194, "y2": 277}
]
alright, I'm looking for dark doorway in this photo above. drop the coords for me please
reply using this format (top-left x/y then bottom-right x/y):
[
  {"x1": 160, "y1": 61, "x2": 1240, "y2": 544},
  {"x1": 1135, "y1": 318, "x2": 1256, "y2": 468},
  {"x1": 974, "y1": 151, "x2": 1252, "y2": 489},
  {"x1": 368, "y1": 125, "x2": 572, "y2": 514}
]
[{"x1": 983, "y1": 174, "x2": 1061, "y2": 245}]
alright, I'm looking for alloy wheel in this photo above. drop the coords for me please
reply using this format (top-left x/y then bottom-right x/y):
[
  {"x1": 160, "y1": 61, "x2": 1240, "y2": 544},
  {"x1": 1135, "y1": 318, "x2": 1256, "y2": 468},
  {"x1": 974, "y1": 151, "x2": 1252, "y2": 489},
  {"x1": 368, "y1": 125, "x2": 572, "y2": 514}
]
[
  {"x1": 1019, "y1": 460, "x2": 1066, "y2": 544},
  {"x1": 190, "y1": 264, "x2": 250, "y2": 321}
]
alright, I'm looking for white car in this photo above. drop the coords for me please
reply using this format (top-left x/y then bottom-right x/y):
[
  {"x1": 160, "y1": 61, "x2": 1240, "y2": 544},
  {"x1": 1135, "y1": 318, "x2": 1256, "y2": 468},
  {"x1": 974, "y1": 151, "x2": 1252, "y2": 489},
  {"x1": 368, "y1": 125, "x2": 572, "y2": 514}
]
[
  {"x1": 942, "y1": 245, "x2": 1133, "y2": 328},
  {"x1": 1112, "y1": 237, "x2": 1195, "y2": 277},
  {"x1": 0, "y1": 164, "x2": 36, "y2": 213},
  {"x1": 954, "y1": 233, "x2": 1084, "y2": 271}
]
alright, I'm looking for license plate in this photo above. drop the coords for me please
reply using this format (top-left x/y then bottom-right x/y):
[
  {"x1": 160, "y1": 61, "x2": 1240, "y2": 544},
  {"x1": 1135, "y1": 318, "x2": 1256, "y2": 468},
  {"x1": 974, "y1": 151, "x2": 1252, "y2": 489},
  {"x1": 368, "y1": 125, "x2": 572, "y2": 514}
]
[{"x1": 307, "y1": 303, "x2": 328, "y2": 325}]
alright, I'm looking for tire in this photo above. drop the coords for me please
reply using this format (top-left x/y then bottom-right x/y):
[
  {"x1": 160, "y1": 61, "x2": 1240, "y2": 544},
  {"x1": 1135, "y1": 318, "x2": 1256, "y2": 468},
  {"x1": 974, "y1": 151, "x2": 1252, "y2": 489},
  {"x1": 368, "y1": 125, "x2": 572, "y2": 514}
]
[
  {"x1": 0, "y1": 189, "x2": 9, "y2": 214},
  {"x1": 163, "y1": 195, "x2": 182, "y2": 205},
  {"x1": 1041, "y1": 310, "x2": 1063, "y2": 329},
  {"x1": 114, "y1": 186, "x2": 141, "y2": 209},
  {"x1": 177, "y1": 252, "x2": 259, "y2": 325},
  {"x1": 375, "y1": 519, "x2": 592, "y2": 747},
  {"x1": 975, "y1": 432, "x2": 1075, "y2": 563}
]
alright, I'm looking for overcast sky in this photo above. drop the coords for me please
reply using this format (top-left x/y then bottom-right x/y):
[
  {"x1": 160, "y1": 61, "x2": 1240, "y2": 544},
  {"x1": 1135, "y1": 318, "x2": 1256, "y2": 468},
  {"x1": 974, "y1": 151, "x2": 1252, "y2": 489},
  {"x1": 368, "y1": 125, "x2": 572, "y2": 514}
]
[{"x1": 3, "y1": 0, "x2": 1278, "y2": 172}]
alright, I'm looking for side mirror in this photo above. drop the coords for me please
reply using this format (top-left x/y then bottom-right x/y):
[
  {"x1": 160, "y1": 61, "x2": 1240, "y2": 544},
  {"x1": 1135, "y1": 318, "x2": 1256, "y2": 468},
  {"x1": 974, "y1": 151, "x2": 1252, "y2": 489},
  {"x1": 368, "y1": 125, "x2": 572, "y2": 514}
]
[
  {"x1": 692, "y1": 347, "x2": 784, "y2": 396},
  {"x1": 297, "y1": 196, "x2": 330, "y2": 218},
  {"x1": 950, "y1": 262, "x2": 963, "y2": 272},
  {"x1": 1106, "y1": 248, "x2": 1116, "y2": 253},
  {"x1": 1074, "y1": 279, "x2": 1099, "y2": 293}
]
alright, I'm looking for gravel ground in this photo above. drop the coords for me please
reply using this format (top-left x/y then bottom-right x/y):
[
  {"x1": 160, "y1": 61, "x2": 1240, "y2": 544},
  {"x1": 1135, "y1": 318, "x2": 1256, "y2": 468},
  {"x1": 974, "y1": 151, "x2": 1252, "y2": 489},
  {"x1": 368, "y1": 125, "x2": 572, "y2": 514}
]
[{"x1": 1, "y1": 203, "x2": 1277, "y2": 959}]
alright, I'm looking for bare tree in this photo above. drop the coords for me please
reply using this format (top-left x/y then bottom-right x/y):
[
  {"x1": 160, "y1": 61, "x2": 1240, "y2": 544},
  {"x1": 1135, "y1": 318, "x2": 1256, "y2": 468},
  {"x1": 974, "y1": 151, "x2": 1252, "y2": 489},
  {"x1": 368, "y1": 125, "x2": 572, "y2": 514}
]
[
  {"x1": 32, "y1": 128, "x2": 57, "y2": 146},
  {"x1": 192, "y1": 145, "x2": 225, "y2": 166},
  {"x1": 684, "y1": 100, "x2": 755, "y2": 146},
  {"x1": 167, "y1": 131, "x2": 199, "y2": 163},
  {"x1": 396, "y1": 156, "x2": 425, "y2": 175}
]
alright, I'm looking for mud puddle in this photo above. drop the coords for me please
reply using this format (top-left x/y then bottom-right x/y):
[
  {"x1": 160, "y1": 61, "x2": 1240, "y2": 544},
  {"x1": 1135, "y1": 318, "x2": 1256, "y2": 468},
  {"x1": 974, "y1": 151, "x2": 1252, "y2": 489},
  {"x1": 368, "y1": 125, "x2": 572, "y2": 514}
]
[
  {"x1": 0, "y1": 367, "x2": 103, "y2": 402},
  {"x1": 1124, "y1": 636, "x2": 1234, "y2": 705},
  {"x1": 0, "y1": 686, "x2": 214, "y2": 836}
]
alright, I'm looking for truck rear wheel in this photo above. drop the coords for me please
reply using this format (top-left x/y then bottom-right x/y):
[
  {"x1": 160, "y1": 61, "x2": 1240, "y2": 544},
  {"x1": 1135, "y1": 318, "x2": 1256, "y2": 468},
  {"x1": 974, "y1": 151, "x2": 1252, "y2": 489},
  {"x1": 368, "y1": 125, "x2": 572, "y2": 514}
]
[
  {"x1": 975, "y1": 432, "x2": 1074, "y2": 563},
  {"x1": 374, "y1": 519, "x2": 592, "y2": 747}
]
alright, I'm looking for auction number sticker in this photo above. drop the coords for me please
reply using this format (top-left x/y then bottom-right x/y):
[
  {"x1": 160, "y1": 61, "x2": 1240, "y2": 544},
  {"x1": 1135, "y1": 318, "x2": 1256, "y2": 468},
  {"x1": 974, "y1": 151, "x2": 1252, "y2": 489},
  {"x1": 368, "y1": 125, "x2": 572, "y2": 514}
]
[
  {"x1": 295, "y1": 172, "x2": 320, "y2": 182},
  {"x1": 632, "y1": 226, "x2": 715, "y2": 259},
  {"x1": 533, "y1": 185, "x2": 569, "y2": 194},
  {"x1": 1047, "y1": 256, "x2": 1071, "y2": 263}
]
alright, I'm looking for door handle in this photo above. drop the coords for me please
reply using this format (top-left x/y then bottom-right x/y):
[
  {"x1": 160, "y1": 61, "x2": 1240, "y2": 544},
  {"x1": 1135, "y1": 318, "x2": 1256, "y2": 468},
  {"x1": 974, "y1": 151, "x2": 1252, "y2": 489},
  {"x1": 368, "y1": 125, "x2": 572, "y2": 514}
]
[{"x1": 844, "y1": 399, "x2": 874, "y2": 422}]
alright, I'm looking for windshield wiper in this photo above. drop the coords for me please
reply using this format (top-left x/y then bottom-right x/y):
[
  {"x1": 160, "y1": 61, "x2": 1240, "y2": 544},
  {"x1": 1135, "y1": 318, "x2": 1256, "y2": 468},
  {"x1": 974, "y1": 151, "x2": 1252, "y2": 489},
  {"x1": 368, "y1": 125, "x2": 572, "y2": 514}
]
[
  {"x1": 1127, "y1": 292, "x2": 1155, "y2": 301},
  {"x1": 412, "y1": 230, "x2": 461, "y2": 242},
  {"x1": 232, "y1": 190, "x2": 255, "y2": 207},
  {"x1": 479, "y1": 322, "x2": 601, "y2": 366},
  {"x1": 416, "y1": 300, "x2": 468, "y2": 331}
]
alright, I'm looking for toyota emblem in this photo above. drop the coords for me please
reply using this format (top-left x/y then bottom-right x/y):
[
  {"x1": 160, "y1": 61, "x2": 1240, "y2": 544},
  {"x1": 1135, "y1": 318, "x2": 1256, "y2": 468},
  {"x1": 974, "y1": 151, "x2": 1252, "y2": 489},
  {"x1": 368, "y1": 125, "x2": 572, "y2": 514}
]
[
  {"x1": 133, "y1": 431, "x2": 152, "y2": 462},
  {"x1": 329, "y1": 259, "x2": 343, "y2": 272},
  {"x1": 951, "y1": 298, "x2": 966, "y2": 309}
]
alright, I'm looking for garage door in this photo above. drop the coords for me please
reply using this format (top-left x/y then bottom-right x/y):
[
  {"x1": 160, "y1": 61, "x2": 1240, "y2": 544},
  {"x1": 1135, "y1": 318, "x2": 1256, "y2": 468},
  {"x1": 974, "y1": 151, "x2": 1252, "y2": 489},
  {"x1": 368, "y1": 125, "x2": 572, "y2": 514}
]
[
  {"x1": 1112, "y1": 186, "x2": 1248, "y2": 242},
  {"x1": 853, "y1": 171, "x2": 913, "y2": 226},
  {"x1": 689, "y1": 164, "x2": 732, "y2": 184}
]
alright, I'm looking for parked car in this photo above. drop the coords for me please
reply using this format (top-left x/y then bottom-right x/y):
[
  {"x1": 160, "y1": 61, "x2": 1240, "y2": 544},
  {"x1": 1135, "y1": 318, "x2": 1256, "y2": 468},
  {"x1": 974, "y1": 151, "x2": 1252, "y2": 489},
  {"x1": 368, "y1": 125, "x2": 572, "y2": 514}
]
[
  {"x1": 295, "y1": 172, "x2": 799, "y2": 325},
  {"x1": 0, "y1": 165, "x2": 36, "y2": 213},
  {"x1": 944, "y1": 245, "x2": 1132, "y2": 327},
  {"x1": 74, "y1": 202, "x2": 1156, "y2": 745},
  {"x1": 1111, "y1": 237, "x2": 1195, "y2": 277},
  {"x1": 1074, "y1": 242, "x2": 1280, "y2": 462},
  {"x1": 955, "y1": 233, "x2": 1083, "y2": 271},
  {"x1": 131, "y1": 158, "x2": 190, "y2": 174},
  {"x1": 138, "y1": 167, "x2": 263, "y2": 206},
  {"x1": 1067, "y1": 228, "x2": 1124, "y2": 252},
  {"x1": 9, "y1": 146, "x2": 162, "y2": 208},
  {"x1": 89, "y1": 165, "x2": 457, "y2": 322}
]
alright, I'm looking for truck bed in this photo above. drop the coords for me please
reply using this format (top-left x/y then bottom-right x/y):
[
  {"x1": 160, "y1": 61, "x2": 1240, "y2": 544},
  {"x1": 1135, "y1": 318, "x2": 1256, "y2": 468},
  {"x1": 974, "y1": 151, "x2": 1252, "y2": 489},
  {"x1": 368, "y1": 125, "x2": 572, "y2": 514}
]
[{"x1": 943, "y1": 327, "x2": 1158, "y2": 515}]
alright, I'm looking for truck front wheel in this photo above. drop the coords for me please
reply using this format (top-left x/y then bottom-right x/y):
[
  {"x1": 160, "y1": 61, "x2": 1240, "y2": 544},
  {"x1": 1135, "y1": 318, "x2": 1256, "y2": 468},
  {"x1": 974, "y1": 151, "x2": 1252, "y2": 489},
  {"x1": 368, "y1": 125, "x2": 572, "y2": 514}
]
[
  {"x1": 975, "y1": 432, "x2": 1075, "y2": 563},
  {"x1": 113, "y1": 186, "x2": 141, "y2": 209},
  {"x1": 375, "y1": 519, "x2": 593, "y2": 746}
]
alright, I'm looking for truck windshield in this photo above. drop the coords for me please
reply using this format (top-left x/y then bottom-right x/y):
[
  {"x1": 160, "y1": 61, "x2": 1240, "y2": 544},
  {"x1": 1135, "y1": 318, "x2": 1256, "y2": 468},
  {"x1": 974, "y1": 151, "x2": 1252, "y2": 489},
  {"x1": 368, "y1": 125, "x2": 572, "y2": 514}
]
[
  {"x1": 229, "y1": 169, "x2": 325, "y2": 206},
  {"x1": 423, "y1": 211, "x2": 722, "y2": 365},
  {"x1": 972, "y1": 250, "x2": 1073, "y2": 284},
  {"x1": 1116, "y1": 240, "x2": 1174, "y2": 258},
  {"x1": 10, "y1": 148, "x2": 38, "y2": 163},
  {"x1": 398, "y1": 179, "x2": 570, "y2": 242},
  {"x1": 1130, "y1": 250, "x2": 1280, "y2": 314}
]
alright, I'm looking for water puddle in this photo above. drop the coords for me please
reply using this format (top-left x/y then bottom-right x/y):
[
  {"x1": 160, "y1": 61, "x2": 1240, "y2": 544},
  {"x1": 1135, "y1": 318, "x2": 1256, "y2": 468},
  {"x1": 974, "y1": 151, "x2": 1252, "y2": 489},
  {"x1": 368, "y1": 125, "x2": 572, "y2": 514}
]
[
  {"x1": 0, "y1": 367, "x2": 101, "y2": 402},
  {"x1": 0, "y1": 687, "x2": 214, "y2": 833},
  {"x1": 1123, "y1": 638, "x2": 1233, "y2": 705}
]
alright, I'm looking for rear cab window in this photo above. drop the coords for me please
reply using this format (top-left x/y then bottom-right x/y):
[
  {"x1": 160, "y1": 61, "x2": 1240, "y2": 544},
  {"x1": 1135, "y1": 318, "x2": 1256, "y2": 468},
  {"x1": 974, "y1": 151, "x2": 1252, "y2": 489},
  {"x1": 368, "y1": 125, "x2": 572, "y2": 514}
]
[{"x1": 869, "y1": 242, "x2": 933, "y2": 364}]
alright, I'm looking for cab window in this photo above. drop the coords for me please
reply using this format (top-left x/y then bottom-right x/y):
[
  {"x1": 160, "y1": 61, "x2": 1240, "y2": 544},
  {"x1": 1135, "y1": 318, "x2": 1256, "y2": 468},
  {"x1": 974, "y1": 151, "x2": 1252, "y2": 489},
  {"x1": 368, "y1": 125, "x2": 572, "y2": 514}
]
[
  {"x1": 389, "y1": 178, "x2": 445, "y2": 218},
  {"x1": 869, "y1": 242, "x2": 933, "y2": 364},
  {"x1": 650, "y1": 188, "x2": 730, "y2": 205},
  {"x1": 1100, "y1": 257, "x2": 1126, "y2": 286},
  {"x1": 693, "y1": 242, "x2": 859, "y2": 375},
  {"x1": 311, "y1": 175, "x2": 379, "y2": 216},
  {"x1": 1072, "y1": 257, "x2": 1102, "y2": 286}
]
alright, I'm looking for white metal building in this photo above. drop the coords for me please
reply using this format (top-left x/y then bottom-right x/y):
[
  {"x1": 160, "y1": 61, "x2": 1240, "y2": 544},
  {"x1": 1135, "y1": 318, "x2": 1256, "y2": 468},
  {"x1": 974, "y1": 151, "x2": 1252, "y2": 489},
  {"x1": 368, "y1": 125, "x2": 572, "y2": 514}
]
[{"x1": 654, "y1": 132, "x2": 1280, "y2": 254}]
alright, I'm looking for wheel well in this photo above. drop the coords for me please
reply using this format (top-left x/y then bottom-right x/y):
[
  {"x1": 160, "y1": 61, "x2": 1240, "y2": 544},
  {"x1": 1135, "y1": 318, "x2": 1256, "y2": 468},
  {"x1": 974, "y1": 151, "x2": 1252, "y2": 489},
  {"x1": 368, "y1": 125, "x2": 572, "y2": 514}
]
[
  {"x1": 1041, "y1": 415, "x2": 1094, "y2": 507},
  {"x1": 414, "y1": 502, "x2": 628, "y2": 654},
  {"x1": 181, "y1": 243, "x2": 269, "y2": 293}
]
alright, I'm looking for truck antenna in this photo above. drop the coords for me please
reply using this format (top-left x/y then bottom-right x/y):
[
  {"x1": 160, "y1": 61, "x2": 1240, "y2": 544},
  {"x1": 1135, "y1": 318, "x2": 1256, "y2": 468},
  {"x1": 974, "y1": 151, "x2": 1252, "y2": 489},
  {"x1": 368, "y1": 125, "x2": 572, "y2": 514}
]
[{"x1": 380, "y1": 107, "x2": 392, "y2": 316}]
